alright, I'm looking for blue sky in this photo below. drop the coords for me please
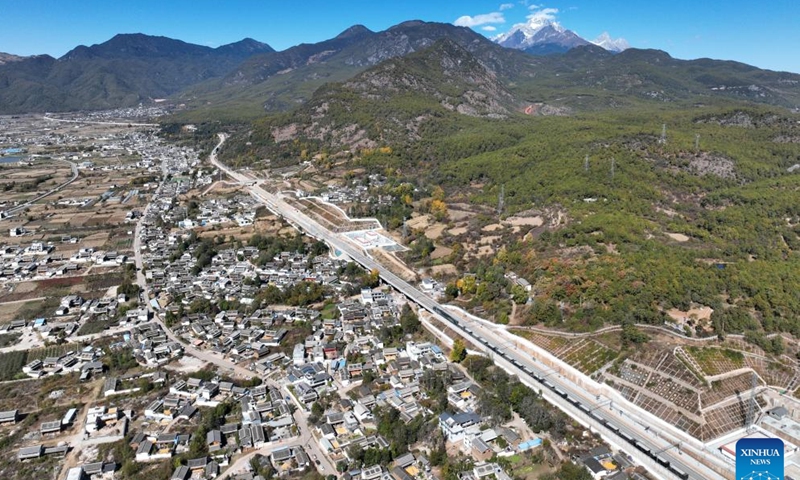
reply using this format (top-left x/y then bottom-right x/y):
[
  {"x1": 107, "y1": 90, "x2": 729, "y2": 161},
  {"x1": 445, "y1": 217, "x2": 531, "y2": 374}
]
[{"x1": 1, "y1": 0, "x2": 798, "y2": 73}]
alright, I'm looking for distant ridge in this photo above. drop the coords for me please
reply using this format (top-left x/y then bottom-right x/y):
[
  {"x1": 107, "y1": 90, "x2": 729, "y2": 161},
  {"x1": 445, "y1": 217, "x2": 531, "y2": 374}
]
[
  {"x1": 0, "y1": 21, "x2": 798, "y2": 117},
  {"x1": 0, "y1": 33, "x2": 273, "y2": 113}
]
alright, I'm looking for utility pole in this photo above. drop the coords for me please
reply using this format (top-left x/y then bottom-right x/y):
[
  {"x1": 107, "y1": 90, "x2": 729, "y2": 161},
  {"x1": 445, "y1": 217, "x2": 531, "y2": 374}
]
[
  {"x1": 584, "y1": 154, "x2": 589, "y2": 172},
  {"x1": 497, "y1": 184, "x2": 505, "y2": 215},
  {"x1": 610, "y1": 158, "x2": 616, "y2": 184},
  {"x1": 402, "y1": 217, "x2": 408, "y2": 240}
]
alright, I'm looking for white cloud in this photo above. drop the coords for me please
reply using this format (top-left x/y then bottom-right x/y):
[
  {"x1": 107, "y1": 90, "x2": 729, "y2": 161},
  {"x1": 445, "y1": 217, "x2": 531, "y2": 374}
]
[
  {"x1": 526, "y1": 6, "x2": 559, "y2": 24},
  {"x1": 453, "y1": 12, "x2": 505, "y2": 28},
  {"x1": 482, "y1": 25, "x2": 498, "y2": 31},
  {"x1": 499, "y1": 3, "x2": 514, "y2": 10}
]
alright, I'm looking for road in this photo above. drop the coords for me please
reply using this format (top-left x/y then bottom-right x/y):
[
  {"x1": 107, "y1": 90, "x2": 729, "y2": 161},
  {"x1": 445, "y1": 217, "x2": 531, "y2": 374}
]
[
  {"x1": 5, "y1": 159, "x2": 78, "y2": 216},
  {"x1": 128, "y1": 137, "x2": 336, "y2": 478},
  {"x1": 216, "y1": 390, "x2": 335, "y2": 479},
  {"x1": 43, "y1": 114, "x2": 159, "y2": 127},
  {"x1": 131, "y1": 156, "x2": 257, "y2": 380},
  {"x1": 209, "y1": 133, "x2": 730, "y2": 480}
]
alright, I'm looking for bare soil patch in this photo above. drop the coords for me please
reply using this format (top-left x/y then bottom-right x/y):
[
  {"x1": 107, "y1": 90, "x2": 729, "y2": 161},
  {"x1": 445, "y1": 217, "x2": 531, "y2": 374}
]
[
  {"x1": 406, "y1": 214, "x2": 431, "y2": 230},
  {"x1": 667, "y1": 232, "x2": 690, "y2": 242},
  {"x1": 425, "y1": 224, "x2": 446, "y2": 239},
  {"x1": 430, "y1": 264, "x2": 458, "y2": 276},
  {"x1": 430, "y1": 246, "x2": 453, "y2": 261},
  {"x1": 505, "y1": 215, "x2": 544, "y2": 227}
]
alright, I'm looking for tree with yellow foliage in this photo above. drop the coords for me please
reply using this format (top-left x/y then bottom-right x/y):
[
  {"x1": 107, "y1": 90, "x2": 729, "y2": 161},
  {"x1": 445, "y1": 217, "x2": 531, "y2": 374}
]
[
  {"x1": 430, "y1": 199, "x2": 448, "y2": 221},
  {"x1": 432, "y1": 185, "x2": 445, "y2": 202},
  {"x1": 456, "y1": 275, "x2": 477, "y2": 295}
]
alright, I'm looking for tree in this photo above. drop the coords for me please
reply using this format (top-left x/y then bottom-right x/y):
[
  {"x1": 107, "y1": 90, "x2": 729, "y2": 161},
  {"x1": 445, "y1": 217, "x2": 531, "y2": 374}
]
[
  {"x1": 511, "y1": 285, "x2": 529, "y2": 305},
  {"x1": 365, "y1": 269, "x2": 380, "y2": 288},
  {"x1": 362, "y1": 370, "x2": 376, "y2": 384},
  {"x1": 450, "y1": 338, "x2": 467, "y2": 363},
  {"x1": 400, "y1": 304, "x2": 421, "y2": 335},
  {"x1": 445, "y1": 282, "x2": 459, "y2": 299},
  {"x1": 541, "y1": 462, "x2": 592, "y2": 480},
  {"x1": 457, "y1": 275, "x2": 477, "y2": 296},
  {"x1": 311, "y1": 402, "x2": 324, "y2": 418},
  {"x1": 430, "y1": 199, "x2": 448, "y2": 221},
  {"x1": 621, "y1": 321, "x2": 648, "y2": 347}
]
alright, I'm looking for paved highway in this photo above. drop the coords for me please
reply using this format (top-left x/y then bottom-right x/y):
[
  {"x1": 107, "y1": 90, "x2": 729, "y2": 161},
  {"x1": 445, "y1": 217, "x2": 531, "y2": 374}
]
[
  {"x1": 209, "y1": 134, "x2": 731, "y2": 480},
  {"x1": 5, "y1": 159, "x2": 78, "y2": 216},
  {"x1": 43, "y1": 114, "x2": 159, "y2": 127}
]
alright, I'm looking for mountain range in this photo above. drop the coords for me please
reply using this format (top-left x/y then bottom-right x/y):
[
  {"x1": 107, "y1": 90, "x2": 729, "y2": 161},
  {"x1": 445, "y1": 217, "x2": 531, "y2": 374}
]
[
  {"x1": 493, "y1": 16, "x2": 629, "y2": 55},
  {"x1": 0, "y1": 21, "x2": 797, "y2": 117},
  {"x1": 0, "y1": 34, "x2": 274, "y2": 113}
]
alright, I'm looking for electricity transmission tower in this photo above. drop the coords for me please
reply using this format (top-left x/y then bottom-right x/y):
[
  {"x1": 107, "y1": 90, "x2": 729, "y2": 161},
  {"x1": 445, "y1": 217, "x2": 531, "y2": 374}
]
[
  {"x1": 584, "y1": 154, "x2": 589, "y2": 172},
  {"x1": 659, "y1": 123, "x2": 667, "y2": 145},
  {"x1": 747, "y1": 371, "x2": 759, "y2": 427}
]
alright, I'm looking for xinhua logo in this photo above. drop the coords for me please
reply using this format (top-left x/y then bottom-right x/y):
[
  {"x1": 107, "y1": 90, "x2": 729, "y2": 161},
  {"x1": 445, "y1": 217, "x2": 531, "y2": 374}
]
[{"x1": 736, "y1": 437, "x2": 784, "y2": 480}]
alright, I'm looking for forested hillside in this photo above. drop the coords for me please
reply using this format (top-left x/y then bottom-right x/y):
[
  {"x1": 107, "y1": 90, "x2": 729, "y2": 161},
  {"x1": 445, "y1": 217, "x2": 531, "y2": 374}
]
[{"x1": 216, "y1": 36, "x2": 800, "y2": 339}]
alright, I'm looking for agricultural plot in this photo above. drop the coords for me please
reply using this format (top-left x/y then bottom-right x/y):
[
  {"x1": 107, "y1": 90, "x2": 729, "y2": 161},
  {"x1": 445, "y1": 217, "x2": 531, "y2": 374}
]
[
  {"x1": 684, "y1": 346, "x2": 745, "y2": 376},
  {"x1": 599, "y1": 344, "x2": 777, "y2": 441},
  {"x1": 509, "y1": 329, "x2": 569, "y2": 354},
  {"x1": 633, "y1": 393, "x2": 703, "y2": 439},
  {"x1": 511, "y1": 330, "x2": 617, "y2": 373},
  {"x1": 744, "y1": 356, "x2": 796, "y2": 389},
  {"x1": 616, "y1": 360, "x2": 649, "y2": 387},
  {"x1": 560, "y1": 339, "x2": 618, "y2": 374},
  {"x1": 0, "y1": 161, "x2": 73, "y2": 204},
  {"x1": 0, "y1": 300, "x2": 33, "y2": 325},
  {"x1": 0, "y1": 276, "x2": 85, "y2": 303},
  {"x1": 644, "y1": 375, "x2": 700, "y2": 414},
  {"x1": 0, "y1": 343, "x2": 76, "y2": 381},
  {"x1": 701, "y1": 372, "x2": 756, "y2": 409},
  {"x1": 0, "y1": 350, "x2": 27, "y2": 381},
  {"x1": 655, "y1": 350, "x2": 706, "y2": 387},
  {"x1": 701, "y1": 397, "x2": 765, "y2": 440}
]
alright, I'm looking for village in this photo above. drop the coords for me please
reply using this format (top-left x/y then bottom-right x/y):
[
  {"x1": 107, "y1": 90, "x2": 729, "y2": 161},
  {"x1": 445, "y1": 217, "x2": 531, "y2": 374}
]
[{"x1": 0, "y1": 112, "x2": 654, "y2": 480}]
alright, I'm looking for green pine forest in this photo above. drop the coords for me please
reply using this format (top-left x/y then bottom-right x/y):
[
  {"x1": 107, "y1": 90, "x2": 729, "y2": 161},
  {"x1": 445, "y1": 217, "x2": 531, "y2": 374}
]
[{"x1": 202, "y1": 38, "x2": 800, "y2": 340}]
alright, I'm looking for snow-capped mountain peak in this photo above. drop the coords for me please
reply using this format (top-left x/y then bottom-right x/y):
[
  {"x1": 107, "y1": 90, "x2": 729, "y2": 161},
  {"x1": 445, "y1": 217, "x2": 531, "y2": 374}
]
[
  {"x1": 493, "y1": 17, "x2": 564, "y2": 45},
  {"x1": 494, "y1": 17, "x2": 590, "y2": 54},
  {"x1": 493, "y1": 13, "x2": 629, "y2": 55},
  {"x1": 592, "y1": 32, "x2": 630, "y2": 53}
]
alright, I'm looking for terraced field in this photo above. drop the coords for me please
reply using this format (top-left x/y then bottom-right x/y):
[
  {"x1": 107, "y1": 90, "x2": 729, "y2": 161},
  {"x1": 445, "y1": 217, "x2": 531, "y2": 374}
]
[
  {"x1": 511, "y1": 327, "x2": 795, "y2": 441},
  {"x1": 684, "y1": 346, "x2": 745, "y2": 376},
  {"x1": 509, "y1": 329, "x2": 618, "y2": 374}
]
